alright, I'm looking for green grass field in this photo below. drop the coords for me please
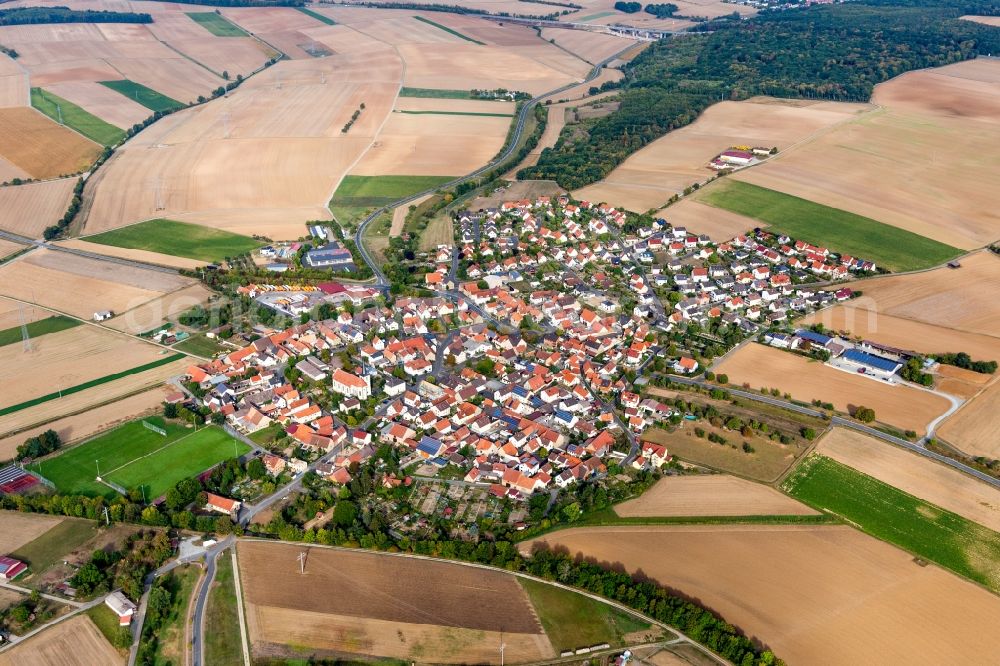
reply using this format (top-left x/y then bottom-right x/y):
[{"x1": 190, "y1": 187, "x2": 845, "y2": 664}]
[
  {"x1": 0, "y1": 353, "x2": 186, "y2": 417},
  {"x1": 295, "y1": 6, "x2": 335, "y2": 25},
  {"x1": 399, "y1": 87, "x2": 475, "y2": 99},
  {"x1": 696, "y1": 180, "x2": 962, "y2": 272},
  {"x1": 398, "y1": 110, "x2": 513, "y2": 118},
  {"x1": 99, "y1": 80, "x2": 183, "y2": 113},
  {"x1": 186, "y1": 11, "x2": 248, "y2": 37},
  {"x1": 782, "y1": 454, "x2": 1000, "y2": 592},
  {"x1": 30, "y1": 87, "x2": 125, "y2": 146},
  {"x1": 150, "y1": 565, "x2": 202, "y2": 666},
  {"x1": 519, "y1": 578, "x2": 657, "y2": 651},
  {"x1": 0, "y1": 315, "x2": 80, "y2": 348},
  {"x1": 85, "y1": 219, "x2": 262, "y2": 263},
  {"x1": 204, "y1": 554, "x2": 244, "y2": 666},
  {"x1": 172, "y1": 333, "x2": 227, "y2": 358},
  {"x1": 10, "y1": 519, "x2": 97, "y2": 573},
  {"x1": 329, "y1": 175, "x2": 454, "y2": 227},
  {"x1": 87, "y1": 604, "x2": 131, "y2": 649},
  {"x1": 29, "y1": 418, "x2": 250, "y2": 499},
  {"x1": 412, "y1": 15, "x2": 484, "y2": 44}
]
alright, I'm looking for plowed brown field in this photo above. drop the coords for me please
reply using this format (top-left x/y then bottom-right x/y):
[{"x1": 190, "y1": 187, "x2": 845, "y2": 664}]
[
  {"x1": 615, "y1": 475, "x2": 817, "y2": 517},
  {"x1": 0, "y1": 511, "x2": 62, "y2": 552},
  {"x1": 714, "y1": 344, "x2": 951, "y2": 434},
  {"x1": 938, "y1": 379, "x2": 1000, "y2": 459},
  {"x1": 239, "y1": 541, "x2": 553, "y2": 663},
  {"x1": 522, "y1": 525, "x2": 1000, "y2": 666}
]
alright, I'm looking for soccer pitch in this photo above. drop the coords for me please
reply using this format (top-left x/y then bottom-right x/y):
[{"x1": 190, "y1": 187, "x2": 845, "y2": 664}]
[{"x1": 29, "y1": 418, "x2": 250, "y2": 500}]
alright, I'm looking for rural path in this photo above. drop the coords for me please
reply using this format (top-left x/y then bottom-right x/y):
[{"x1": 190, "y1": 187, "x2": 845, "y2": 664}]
[
  {"x1": 0, "y1": 229, "x2": 180, "y2": 275},
  {"x1": 0, "y1": 580, "x2": 85, "y2": 608}
]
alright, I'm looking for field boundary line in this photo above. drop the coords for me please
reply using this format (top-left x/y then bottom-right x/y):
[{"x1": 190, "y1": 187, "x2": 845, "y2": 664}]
[
  {"x1": 159, "y1": 39, "x2": 224, "y2": 79},
  {"x1": 26, "y1": 91, "x2": 105, "y2": 149},
  {"x1": 230, "y1": 548, "x2": 251, "y2": 666}
]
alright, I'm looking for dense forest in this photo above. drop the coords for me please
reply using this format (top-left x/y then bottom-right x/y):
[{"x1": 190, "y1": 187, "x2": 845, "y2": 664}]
[
  {"x1": 0, "y1": 6, "x2": 153, "y2": 25},
  {"x1": 519, "y1": 0, "x2": 1000, "y2": 189}
]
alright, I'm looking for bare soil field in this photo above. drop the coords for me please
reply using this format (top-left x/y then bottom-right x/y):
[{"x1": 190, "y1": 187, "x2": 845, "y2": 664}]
[
  {"x1": 0, "y1": 386, "x2": 171, "y2": 461},
  {"x1": 0, "y1": 511, "x2": 62, "y2": 552},
  {"x1": 574, "y1": 97, "x2": 868, "y2": 212},
  {"x1": 655, "y1": 198, "x2": 754, "y2": 242},
  {"x1": 352, "y1": 111, "x2": 510, "y2": 176},
  {"x1": 0, "y1": 179, "x2": 77, "y2": 238},
  {"x1": 615, "y1": 474, "x2": 817, "y2": 517},
  {"x1": 85, "y1": 55, "x2": 401, "y2": 239},
  {"x1": 522, "y1": 525, "x2": 1000, "y2": 666},
  {"x1": 45, "y1": 80, "x2": 148, "y2": 130},
  {"x1": 815, "y1": 427, "x2": 1000, "y2": 531},
  {"x1": 714, "y1": 344, "x2": 952, "y2": 435},
  {"x1": 222, "y1": 6, "x2": 336, "y2": 60},
  {"x1": 391, "y1": 194, "x2": 431, "y2": 236},
  {"x1": 938, "y1": 379, "x2": 1000, "y2": 459},
  {"x1": 0, "y1": 107, "x2": 100, "y2": 179},
  {"x1": 239, "y1": 541, "x2": 554, "y2": 663},
  {"x1": 0, "y1": 249, "x2": 196, "y2": 322},
  {"x1": 0, "y1": 324, "x2": 167, "y2": 407},
  {"x1": 0, "y1": 356, "x2": 189, "y2": 439},
  {"x1": 0, "y1": 52, "x2": 27, "y2": 108},
  {"x1": 963, "y1": 15, "x2": 1000, "y2": 26},
  {"x1": 801, "y1": 304, "x2": 999, "y2": 366},
  {"x1": 934, "y1": 365, "x2": 994, "y2": 400},
  {"x1": 736, "y1": 60, "x2": 1000, "y2": 249},
  {"x1": 832, "y1": 250, "x2": 1000, "y2": 340},
  {"x1": 55, "y1": 239, "x2": 206, "y2": 270},
  {"x1": 0, "y1": 615, "x2": 123, "y2": 666}
]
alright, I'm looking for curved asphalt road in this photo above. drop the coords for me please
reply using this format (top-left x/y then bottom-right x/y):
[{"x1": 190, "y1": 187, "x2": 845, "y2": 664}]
[{"x1": 354, "y1": 45, "x2": 637, "y2": 287}]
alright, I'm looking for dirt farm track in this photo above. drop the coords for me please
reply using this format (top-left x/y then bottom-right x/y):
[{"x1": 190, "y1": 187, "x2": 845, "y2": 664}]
[
  {"x1": 523, "y1": 525, "x2": 1000, "y2": 665},
  {"x1": 238, "y1": 541, "x2": 554, "y2": 663}
]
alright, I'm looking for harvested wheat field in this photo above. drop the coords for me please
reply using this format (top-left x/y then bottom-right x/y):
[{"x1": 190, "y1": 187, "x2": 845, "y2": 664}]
[
  {"x1": 0, "y1": 511, "x2": 62, "y2": 552},
  {"x1": 522, "y1": 525, "x2": 1000, "y2": 665},
  {"x1": 221, "y1": 6, "x2": 337, "y2": 60},
  {"x1": 0, "y1": 386, "x2": 171, "y2": 461},
  {"x1": 800, "y1": 304, "x2": 999, "y2": 367},
  {"x1": 0, "y1": 295, "x2": 48, "y2": 329},
  {"x1": 574, "y1": 97, "x2": 868, "y2": 212},
  {"x1": 540, "y1": 28, "x2": 635, "y2": 64},
  {"x1": 0, "y1": 179, "x2": 77, "y2": 238},
  {"x1": 833, "y1": 250, "x2": 1000, "y2": 340},
  {"x1": 0, "y1": 356, "x2": 189, "y2": 439},
  {"x1": 353, "y1": 111, "x2": 510, "y2": 176},
  {"x1": 103, "y1": 283, "x2": 212, "y2": 335},
  {"x1": 44, "y1": 80, "x2": 147, "y2": 130},
  {"x1": 816, "y1": 427, "x2": 1000, "y2": 532},
  {"x1": 615, "y1": 475, "x2": 817, "y2": 517},
  {"x1": 0, "y1": 154, "x2": 29, "y2": 183},
  {"x1": 963, "y1": 15, "x2": 1000, "y2": 26},
  {"x1": 0, "y1": 249, "x2": 196, "y2": 322},
  {"x1": 656, "y1": 198, "x2": 754, "y2": 242},
  {"x1": 714, "y1": 344, "x2": 951, "y2": 434},
  {"x1": 542, "y1": 67, "x2": 624, "y2": 104},
  {"x1": 0, "y1": 325, "x2": 167, "y2": 406},
  {"x1": 0, "y1": 239, "x2": 26, "y2": 261},
  {"x1": 55, "y1": 239, "x2": 205, "y2": 271},
  {"x1": 0, "y1": 53, "x2": 27, "y2": 108},
  {"x1": 85, "y1": 55, "x2": 401, "y2": 239},
  {"x1": 736, "y1": 60, "x2": 1000, "y2": 249},
  {"x1": 239, "y1": 541, "x2": 553, "y2": 663},
  {"x1": 0, "y1": 614, "x2": 124, "y2": 666},
  {"x1": 938, "y1": 379, "x2": 1000, "y2": 459},
  {"x1": 0, "y1": 107, "x2": 100, "y2": 178},
  {"x1": 390, "y1": 194, "x2": 431, "y2": 235}
]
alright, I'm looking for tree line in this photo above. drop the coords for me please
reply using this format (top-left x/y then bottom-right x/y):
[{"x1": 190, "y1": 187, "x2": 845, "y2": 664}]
[
  {"x1": 0, "y1": 7, "x2": 152, "y2": 25},
  {"x1": 519, "y1": 0, "x2": 1000, "y2": 189}
]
